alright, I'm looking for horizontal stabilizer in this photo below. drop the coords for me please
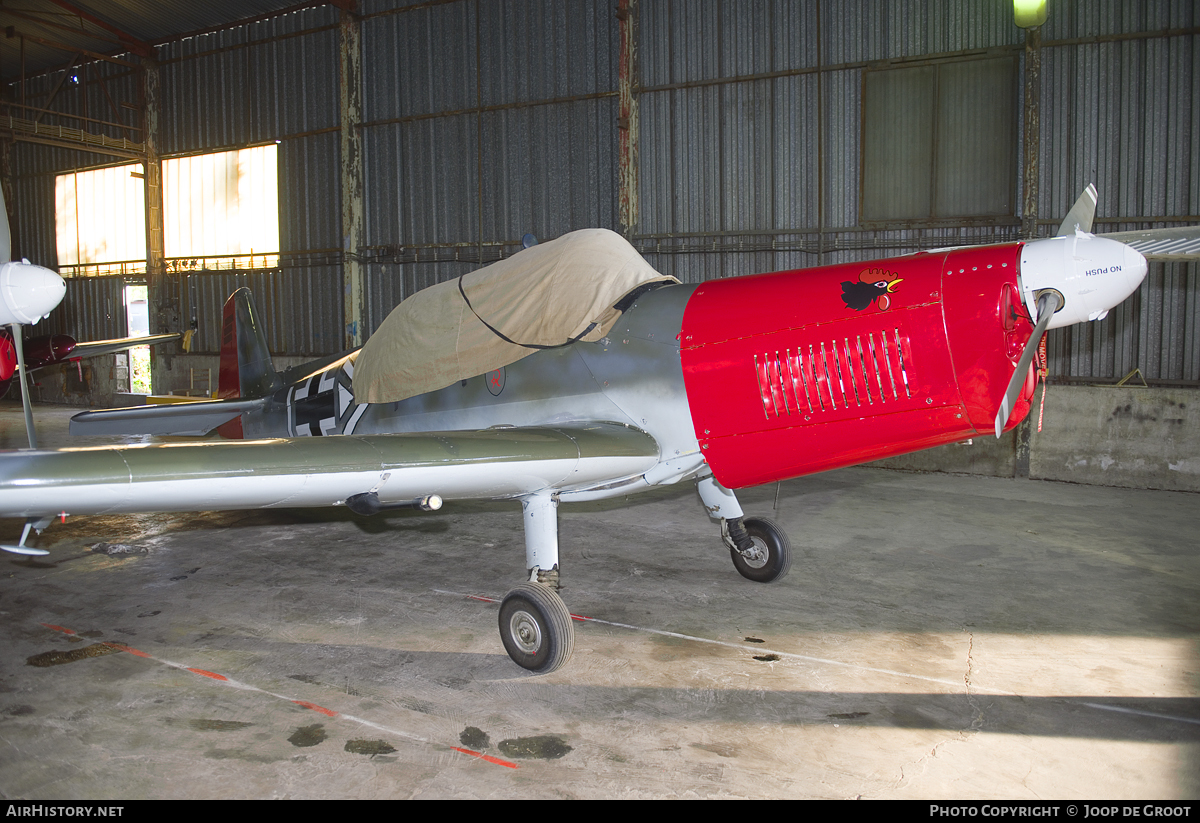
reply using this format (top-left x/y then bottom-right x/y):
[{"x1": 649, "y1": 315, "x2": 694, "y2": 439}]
[
  {"x1": 69, "y1": 397, "x2": 265, "y2": 436},
  {"x1": 0, "y1": 423, "x2": 660, "y2": 519}
]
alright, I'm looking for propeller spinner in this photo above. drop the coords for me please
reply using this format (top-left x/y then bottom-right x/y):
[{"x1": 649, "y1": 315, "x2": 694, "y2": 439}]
[
  {"x1": 1017, "y1": 231, "x2": 1148, "y2": 329},
  {"x1": 0, "y1": 260, "x2": 66, "y2": 326},
  {"x1": 993, "y1": 186, "x2": 1150, "y2": 437}
]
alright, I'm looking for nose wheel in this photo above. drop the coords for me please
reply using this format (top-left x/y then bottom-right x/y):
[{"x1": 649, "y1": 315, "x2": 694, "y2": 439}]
[
  {"x1": 724, "y1": 516, "x2": 791, "y2": 583},
  {"x1": 499, "y1": 582, "x2": 574, "y2": 672}
]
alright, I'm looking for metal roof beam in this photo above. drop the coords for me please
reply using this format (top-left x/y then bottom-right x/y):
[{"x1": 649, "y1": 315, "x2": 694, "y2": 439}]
[
  {"x1": 4, "y1": 27, "x2": 138, "y2": 69},
  {"x1": 1, "y1": 6, "x2": 127, "y2": 51},
  {"x1": 43, "y1": 0, "x2": 154, "y2": 58}
]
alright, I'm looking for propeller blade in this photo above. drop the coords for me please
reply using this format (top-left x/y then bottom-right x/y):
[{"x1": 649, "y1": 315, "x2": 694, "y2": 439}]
[
  {"x1": 1098, "y1": 225, "x2": 1200, "y2": 262},
  {"x1": 10, "y1": 323, "x2": 37, "y2": 449},
  {"x1": 994, "y1": 291, "x2": 1061, "y2": 439},
  {"x1": 1057, "y1": 184, "x2": 1098, "y2": 236}
]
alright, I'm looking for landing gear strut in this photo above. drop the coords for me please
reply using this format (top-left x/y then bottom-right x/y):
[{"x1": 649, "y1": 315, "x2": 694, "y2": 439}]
[{"x1": 498, "y1": 492, "x2": 574, "y2": 673}]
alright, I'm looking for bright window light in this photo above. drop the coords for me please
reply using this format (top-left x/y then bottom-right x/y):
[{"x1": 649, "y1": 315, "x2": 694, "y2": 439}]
[
  {"x1": 55, "y1": 163, "x2": 146, "y2": 276},
  {"x1": 54, "y1": 144, "x2": 280, "y2": 276},
  {"x1": 163, "y1": 144, "x2": 279, "y2": 269}
]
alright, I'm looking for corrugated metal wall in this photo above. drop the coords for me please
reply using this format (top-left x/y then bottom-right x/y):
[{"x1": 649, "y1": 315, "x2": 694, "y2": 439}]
[
  {"x1": 6, "y1": 0, "x2": 1199, "y2": 383},
  {"x1": 633, "y1": 0, "x2": 1198, "y2": 383},
  {"x1": 358, "y1": 0, "x2": 619, "y2": 330},
  {"x1": 155, "y1": 6, "x2": 343, "y2": 355},
  {"x1": 36, "y1": 276, "x2": 127, "y2": 341},
  {"x1": 11, "y1": 5, "x2": 345, "y2": 353}
]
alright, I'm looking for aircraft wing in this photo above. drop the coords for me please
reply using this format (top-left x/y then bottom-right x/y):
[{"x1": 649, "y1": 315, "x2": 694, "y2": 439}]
[
  {"x1": 0, "y1": 423, "x2": 659, "y2": 519},
  {"x1": 59, "y1": 332, "x2": 181, "y2": 362},
  {"x1": 69, "y1": 396, "x2": 262, "y2": 436}
]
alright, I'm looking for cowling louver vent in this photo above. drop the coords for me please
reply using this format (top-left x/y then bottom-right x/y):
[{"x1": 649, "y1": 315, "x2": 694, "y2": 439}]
[{"x1": 755, "y1": 329, "x2": 913, "y2": 419}]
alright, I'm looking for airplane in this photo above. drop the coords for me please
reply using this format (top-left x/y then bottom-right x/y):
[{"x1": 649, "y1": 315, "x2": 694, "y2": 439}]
[
  {"x1": 0, "y1": 185, "x2": 1182, "y2": 674},
  {"x1": 0, "y1": 187, "x2": 178, "y2": 437},
  {"x1": 0, "y1": 198, "x2": 68, "y2": 450},
  {"x1": 0, "y1": 327, "x2": 182, "y2": 399}
]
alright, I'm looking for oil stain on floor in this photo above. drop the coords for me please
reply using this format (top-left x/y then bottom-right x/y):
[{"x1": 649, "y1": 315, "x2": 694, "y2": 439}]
[
  {"x1": 459, "y1": 726, "x2": 491, "y2": 750},
  {"x1": 26, "y1": 644, "x2": 122, "y2": 667},
  {"x1": 289, "y1": 724, "x2": 327, "y2": 748},
  {"x1": 345, "y1": 739, "x2": 397, "y2": 756},
  {"x1": 497, "y1": 735, "x2": 572, "y2": 760},
  {"x1": 188, "y1": 719, "x2": 254, "y2": 732}
]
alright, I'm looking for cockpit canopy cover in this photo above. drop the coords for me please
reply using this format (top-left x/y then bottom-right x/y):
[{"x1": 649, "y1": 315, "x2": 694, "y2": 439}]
[{"x1": 352, "y1": 228, "x2": 677, "y2": 404}]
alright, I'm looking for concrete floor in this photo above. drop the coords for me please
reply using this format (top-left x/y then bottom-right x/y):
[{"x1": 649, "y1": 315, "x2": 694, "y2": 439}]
[{"x1": 0, "y1": 402, "x2": 1197, "y2": 799}]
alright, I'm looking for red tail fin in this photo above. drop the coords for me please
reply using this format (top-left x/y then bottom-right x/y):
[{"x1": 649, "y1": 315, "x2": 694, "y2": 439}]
[
  {"x1": 217, "y1": 295, "x2": 243, "y2": 438},
  {"x1": 218, "y1": 293, "x2": 240, "y2": 400},
  {"x1": 216, "y1": 288, "x2": 281, "y2": 438}
]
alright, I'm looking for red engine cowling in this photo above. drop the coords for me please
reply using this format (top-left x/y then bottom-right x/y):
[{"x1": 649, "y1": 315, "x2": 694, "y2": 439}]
[{"x1": 679, "y1": 243, "x2": 1036, "y2": 489}]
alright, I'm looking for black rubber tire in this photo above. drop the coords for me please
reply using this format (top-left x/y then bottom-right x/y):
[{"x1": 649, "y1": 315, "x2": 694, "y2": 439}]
[
  {"x1": 729, "y1": 517, "x2": 792, "y2": 583},
  {"x1": 498, "y1": 583, "x2": 575, "y2": 673}
]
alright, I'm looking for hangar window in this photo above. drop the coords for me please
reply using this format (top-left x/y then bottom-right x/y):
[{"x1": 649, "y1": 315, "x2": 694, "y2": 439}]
[
  {"x1": 861, "y1": 57, "x2": 1017, "y2": 222},
  {"x1": 163, "y1": 145, "x2": 279, "y2": 270},
  {"x1": 54, "y1": 144, "x2": 279, "y2": 276},
  {"x1": 55, "y1": 162, "x2": 148, "y2": 277}
]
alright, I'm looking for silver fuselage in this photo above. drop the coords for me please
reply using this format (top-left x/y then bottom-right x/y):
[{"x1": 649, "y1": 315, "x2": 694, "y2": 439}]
[
  {"x1": 255, "y1": 282, "x2": 707, "y2": 499},
  {"x1": 0, "y1": 285, "x2": 706, "y2": 520}
]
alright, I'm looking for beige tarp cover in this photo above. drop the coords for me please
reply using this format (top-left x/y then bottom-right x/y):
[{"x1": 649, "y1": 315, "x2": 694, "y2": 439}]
[{"x1": 351, "y1": 228, "x2": 677, "y2": 404}]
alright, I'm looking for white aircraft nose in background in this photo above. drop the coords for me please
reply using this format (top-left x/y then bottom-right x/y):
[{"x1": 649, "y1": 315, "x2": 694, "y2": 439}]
[{"x1": 0, "y1": 259, "x2": 66, "y2": 327}]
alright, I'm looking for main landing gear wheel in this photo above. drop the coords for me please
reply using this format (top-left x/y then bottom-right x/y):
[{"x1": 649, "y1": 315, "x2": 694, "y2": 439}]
[
  {"x1": 498, "y1": 582, "x2": 575, "y2": 673},
  {"x1": 729, "y1": 517, "x2": 792, "y2": 583}
]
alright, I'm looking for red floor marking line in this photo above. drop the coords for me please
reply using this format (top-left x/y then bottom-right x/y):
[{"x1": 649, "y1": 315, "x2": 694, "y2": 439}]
[
  {"x1": 293, "y1": 700, "x2": 338, "y2": 717},
  {"x1": 36, "y1": 619, "x2": 518, "y2": 771},
  {"x1": 101, "y1": 642, "x2": 151, "y2": 658},
  {"x1": 451, "y1": 747, "x2": 519, "y2": 769}
]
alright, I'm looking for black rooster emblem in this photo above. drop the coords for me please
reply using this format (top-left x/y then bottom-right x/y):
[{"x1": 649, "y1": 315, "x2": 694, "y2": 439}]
[{"x1": 841, "y1": 268, "x2": 903, "y2": 311}]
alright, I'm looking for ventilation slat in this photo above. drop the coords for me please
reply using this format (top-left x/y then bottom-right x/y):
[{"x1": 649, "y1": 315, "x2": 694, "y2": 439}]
[{"x1": 756, "y1": 328, "x2": 914, "y2": 419}]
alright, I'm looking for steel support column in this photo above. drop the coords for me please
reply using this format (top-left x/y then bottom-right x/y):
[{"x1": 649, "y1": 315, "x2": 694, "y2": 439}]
[
  {"x1": 339, "y1": 3, "x2": 364, "y2": 348},
  {"x1": 617, "y1": 0, "x2": 638, "y2": 236},
  {"x1": 1020, "y1": 25, "x2": 1041, "y2": 240},
  {"x1": 1016, "y1": 25, "x2": 1041, "y2": 478},
  {"x1": 1, "y1": 138, "x2": 15, "y2": 260},
  {"x1": 142, "y1": 55, "x2": 169, "y2": 392}
]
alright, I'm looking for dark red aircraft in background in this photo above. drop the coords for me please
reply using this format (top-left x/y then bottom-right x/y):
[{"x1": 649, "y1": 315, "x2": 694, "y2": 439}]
[{"x1": 0, "y1": 328, "x2": 180, "y2": 398}]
